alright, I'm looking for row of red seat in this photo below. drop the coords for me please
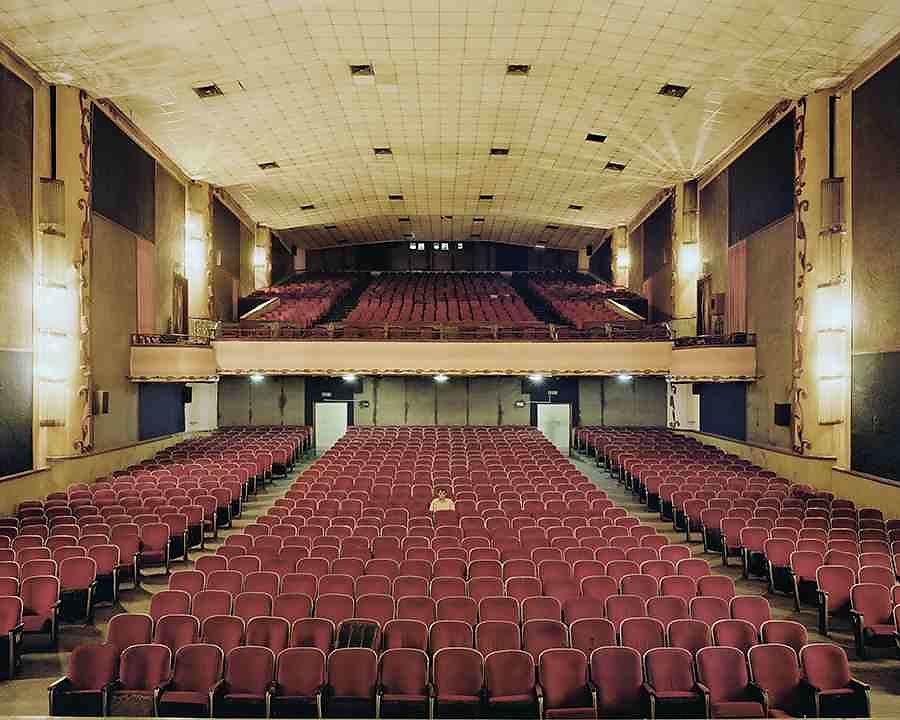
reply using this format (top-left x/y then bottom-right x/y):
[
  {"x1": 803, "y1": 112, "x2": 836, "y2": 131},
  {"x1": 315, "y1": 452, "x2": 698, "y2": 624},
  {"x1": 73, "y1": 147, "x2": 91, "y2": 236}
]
[
  {"x1": 250, "y1": 275, "x2": 357, "y2": 327},
  {"x1": 49, "y1": 635, "x2": 870, "y2": 719},
  {"x1": 347, "y1": 273, "x2": 537, "y2": 324}
]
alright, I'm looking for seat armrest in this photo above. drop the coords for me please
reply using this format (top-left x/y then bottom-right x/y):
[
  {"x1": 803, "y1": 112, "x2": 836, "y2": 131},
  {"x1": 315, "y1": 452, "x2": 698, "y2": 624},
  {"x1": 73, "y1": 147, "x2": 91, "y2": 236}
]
[
  {"x1": 747, "y1": 682, "x2": 768, "y2": 714},
  {"x1": 848, "y1": 677, "x2": 871, "y2": 692},
  {"x1": 47, "y1": 676, "x2": 71, "y2": 716},
  {"x1": 642, "y1": 682, "x2": 659, "y2": 698}
]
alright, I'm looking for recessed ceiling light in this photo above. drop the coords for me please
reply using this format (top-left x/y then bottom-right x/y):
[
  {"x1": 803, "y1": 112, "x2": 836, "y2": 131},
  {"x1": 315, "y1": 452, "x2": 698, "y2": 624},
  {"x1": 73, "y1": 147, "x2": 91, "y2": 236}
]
[
  {"x1": 398, "y1": 217, "x2": 411, "y2": 222},
  {"x1": 373, "y1": 147, "x2": 392, "y2": 155},
  {"x1": 479, "y1": 194, "x2": 495, "y2": 201},
  {"x1": 388, "y1": 194, "x2": 403, "y2": 200},
  {"x1": 506, "y1": 64, "x2": 531, "y2": 76},
  {"x1": 617, "y1": 373, "x2": 634, "y2": 381},
  {"x1": 433, "y1": 373, "x2": 450, "y2": 383},
  {"x1": 545, "y1": 224, "x2": 559, "y2": 230},
  {"x1": 250, "y1": 373, "x2": 265, "y2": 382},
  {"x1": 605, "y1": 162, "x2": 627, "y2": 172},
  {"x1": 300, "y1": 204, "x2": 315, "y2": 210},
  {"x1": 585, "y1": 133, "x2": 607, "y2": 143},
  {"x1": 528, "y1": 373, "x2": 545, "y2": 383},
  {"x1": 341, "y1": 373, "x2": 357, "y2": 382},
  {"x1": 535, "y1": 243, "x2": 547, "y2": 250},
  {"x1": 473, "y1": 217, "x2": 485, "y2": 223},
  {"x1": 659, "y1": 83, "x2": 690, "y2": 98},
  {"x1": 350, "y1": 64, "x2": 374, "y2": 76},
  {"x1": 193, "y1": 83, "x2": 223, "y2": 98},
  {"x1": 490, "y1": 148, "x2": 510, "y2": 156},
  {"x1": 258, "y1": 161, "x2": 279, "y2": 170}
]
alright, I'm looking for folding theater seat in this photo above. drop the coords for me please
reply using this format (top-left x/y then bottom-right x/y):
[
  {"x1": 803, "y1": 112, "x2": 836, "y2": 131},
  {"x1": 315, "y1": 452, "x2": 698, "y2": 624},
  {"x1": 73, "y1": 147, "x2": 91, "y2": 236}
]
[
  {"x1": 747, "y1": 644, "x2": 810, "y2": 718},
  {"x1": 667, "y1": 619, "x2": 711, "y2": 659},
  {"x1": 153, "y1": 614, "x2": 200, "y2": 656},
  {"x1": 202, "y1": 615, "x2": 245, "y2": 655},
  {"x1": 849, "y1": 583, "x2": 896, "y2": 658},
  {"x1": 377, "y1": 648, "x2": 430, "y2": 719},
  {"x1": 643, "y1": 647, "x2": 705, "y2": 719},
  {"x1": 48, "y1": 643, "x2": 119, "y2": 717},
  {"x1": 382, "y1": 619, "x2": 429, "y2": 651},
  {"x1": 537, "y1": 648, "x2": 595, "y2": 719},
  {"x1": 590, "y1": 646, "x2": 645, "y2": 719},
  {"x1": 799, "y1": 643, "x2": 871, "y2": 717},
  {"x1": 431, "y1": 647, "x2": 484, "y2": 718},
  {"x1": 816, "y1": 565, "x2": 855, "y2": 635},
  {"x1": 484, "y1": 649, "x2": 538, "y2": 718},
  {"x1": 523, "y1": 619, "x2": 568, "y2": 664},
  {"x1": 149, "y1": 589, "x2": 191, "y2": 622},
  {"x1": 107, "y1": 644, "x2": 172, "y2": 717},
  {"x1": 696, "y1": 646, "x2": 765, "y2": 718},
  {"x1": 21, "y1": 575, "x2": 59, "y2": 646},
  {"x1": 711, "y1": 619, "x2": 758, "y2": 654},
  {"x1": 326, "y1": 647, "x2": 378, "y2": 717},
  {"x1": 292, "y1": 617, "x2": 334, "y2": 653},
  {"x1": 0, "y1": 596, "x2": 23, "y2": 680},
  {"x1": 107, "y1": 612, "x2": 153, "y2": 654},
  {"x1": 476, "y1": 620, "x2": 521, "y2": 655},
  {"x1": 214, "y1": 645, "x2": 276, "y2": 718}
]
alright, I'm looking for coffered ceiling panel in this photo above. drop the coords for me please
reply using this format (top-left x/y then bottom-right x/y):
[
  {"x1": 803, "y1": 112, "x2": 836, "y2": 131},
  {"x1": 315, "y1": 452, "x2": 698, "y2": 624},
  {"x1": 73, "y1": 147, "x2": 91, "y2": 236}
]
[{"x1": 2, "y1": 0, "x2": 898, "y2": 248}]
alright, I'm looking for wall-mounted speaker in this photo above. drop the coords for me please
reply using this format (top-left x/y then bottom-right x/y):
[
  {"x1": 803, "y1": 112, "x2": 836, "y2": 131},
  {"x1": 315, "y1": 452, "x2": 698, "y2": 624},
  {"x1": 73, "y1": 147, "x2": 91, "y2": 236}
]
[
  {"x1": 774, "y1": 403, "x2": 791, "y2": 427},
  {"x1": 182, "y1": 385, "x2": 193, "y2": 404},
  {"x1": 92, "y1": 390, "x2": 110, "y2": 415}
]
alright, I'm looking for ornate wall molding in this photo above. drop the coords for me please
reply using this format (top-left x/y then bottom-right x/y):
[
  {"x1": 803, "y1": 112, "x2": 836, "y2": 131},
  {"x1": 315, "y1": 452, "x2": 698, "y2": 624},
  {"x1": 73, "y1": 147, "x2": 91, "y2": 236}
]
[
  {"x1": 74, "y1": 89, "x2": 93, "y2": 453},
  {"x1": 206, "y1": 185, "x2": 215, "y2": 320},
  {"x1": 791, "y1": 97, "x2": 811, "y2": 454}
]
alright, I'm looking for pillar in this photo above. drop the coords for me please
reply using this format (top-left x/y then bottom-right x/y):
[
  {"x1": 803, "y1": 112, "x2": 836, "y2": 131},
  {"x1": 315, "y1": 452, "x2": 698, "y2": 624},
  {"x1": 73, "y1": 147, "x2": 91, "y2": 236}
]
[
  {"x1": 254, "y1": 226, "x2": 272, "y2": 291},
  {"x1": 610, "y1": 226, "x2": 629, "y2": 287},
  {"x1": 792, "y1": 93, "x2": 849, "y2": 463},
  {"x1": 187, "y1": 181, "x2": 213, "y2": 319},
  {"x1": 577, "y1": 246, "x2": 590, "y2": 272}
]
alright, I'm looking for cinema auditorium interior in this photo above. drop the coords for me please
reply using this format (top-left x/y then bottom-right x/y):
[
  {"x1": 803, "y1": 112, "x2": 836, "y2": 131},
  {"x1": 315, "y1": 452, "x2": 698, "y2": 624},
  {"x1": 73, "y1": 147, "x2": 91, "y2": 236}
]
[{"x1": 2, "y1": 2, "x2": 900, "y2": 718}]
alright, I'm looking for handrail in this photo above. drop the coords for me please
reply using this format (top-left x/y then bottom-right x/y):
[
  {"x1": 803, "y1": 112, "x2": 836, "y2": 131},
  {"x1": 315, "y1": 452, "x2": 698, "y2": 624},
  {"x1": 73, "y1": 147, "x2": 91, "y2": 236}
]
[
  {"x1": 673, "y1": 333, "x2": 757, "y2": 348},
  {"x1": 214, "y1": 321, "x2": 673, "y2": 342},
  {"x1": 131, "y1": 333, "x2": 212, "y2": 347}
]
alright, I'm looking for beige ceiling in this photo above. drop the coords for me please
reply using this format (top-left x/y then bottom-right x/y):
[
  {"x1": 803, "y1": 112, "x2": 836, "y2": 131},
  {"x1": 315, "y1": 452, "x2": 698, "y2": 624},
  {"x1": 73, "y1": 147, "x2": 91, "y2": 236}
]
[{"x1": 3, "y1": 0, "x2": 899, "y2": 250}]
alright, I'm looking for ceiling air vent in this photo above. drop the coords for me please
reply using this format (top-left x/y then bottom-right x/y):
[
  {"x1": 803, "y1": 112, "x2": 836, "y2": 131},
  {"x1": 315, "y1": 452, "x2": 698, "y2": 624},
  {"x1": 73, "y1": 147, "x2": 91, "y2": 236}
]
[
  {"x1": 568, "y1": 204, "x2": 583, "y2": 210},
  {"x1": 350, "y1": 64, "x2": 374, "y2": 76},
  {"x1": 473, "y1": 217, "x2": 485, "y2": 223},
  {"x1": 398, "y1": 217, "x2": 411, "y2": 222},
  {"x1": 193, "y1": 83, "x2": 223, "y2": 98},
  {"x1": 507, "y1": 64, "x2": 531, "y2": 76},
  {"x1": 585, "y1": 133, "x2": 607, "y2": 143},
  {"x1": 545, "y1": 224, "x2": 559, "y2": 230},
  {"x1": 300, "y1": 204, "x2": 315, "y2": 210},
  {"x1": 659, "y1": 83, "x2": 690, "y2": 98},
  {"x1": 388, "y1": 194, "x2": 403, "y2": 200},
  {"x1": 324, "y1": 224, "x2": 337, "y2": 230},
  {"x1": 470, "y1": 234, "x2": 482, "y2": 239},
  {"x1": 605, "y1": 161, "x2": 627, "y2": 172},
  {"x1": 258, "y1": 161, "x2": 280, "y2": 170},
  {"x1": 490, "y1": 147, "x2": 509, "y2": 156},
  {"x1": 441, "y1": 215, "x2": 453, "y2": 221},
  {"x1": 479, "y1": 194, "x2": 495, "y2": 201},
  {"x1": 373, "y1": 147, "x2": 393, "y2": 155}
]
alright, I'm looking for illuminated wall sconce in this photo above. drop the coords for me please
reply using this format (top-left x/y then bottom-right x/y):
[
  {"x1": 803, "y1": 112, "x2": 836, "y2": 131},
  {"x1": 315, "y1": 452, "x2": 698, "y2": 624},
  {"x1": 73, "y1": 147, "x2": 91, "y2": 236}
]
[
  {"x1": 38, "y1": 178, "x2": 65, "y2": 233},
  {"x1": 816, "y1": 329, "x2": 848, "y2": 379},
  {"x1": 679, "y1": 242, "x2": 700, "y2": 274},
  {"x1": 38, "y1": 380, "x2": 67, "y2": 427},
  {"x1": 253, "y1": 246, "x2": 267, "y2": 268},
  {"x1": 37, "y1": 329, "x2": 71, "y2": 383},
  {"x1": 815, "y1": 283, "x2": 850, "y2": 331},
  {"x1": 616, "y1": 249, "x2": 631, "y2": 270},
  {"x1": 187, "y1": 238, "x2": 206, "y2": 276},
  {"x1": 186, "y1": 212, "x2": 203, "y2": 239},
  {"x1": 817, "y1": 377, "x2": 845, "y2": 425}
]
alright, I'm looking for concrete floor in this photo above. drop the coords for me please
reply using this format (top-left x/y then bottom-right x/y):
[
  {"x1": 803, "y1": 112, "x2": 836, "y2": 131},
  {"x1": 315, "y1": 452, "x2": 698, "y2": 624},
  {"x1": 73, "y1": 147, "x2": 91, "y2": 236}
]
[{"x1": 2, "y1": 451, "x2": 898, "y2": 717}]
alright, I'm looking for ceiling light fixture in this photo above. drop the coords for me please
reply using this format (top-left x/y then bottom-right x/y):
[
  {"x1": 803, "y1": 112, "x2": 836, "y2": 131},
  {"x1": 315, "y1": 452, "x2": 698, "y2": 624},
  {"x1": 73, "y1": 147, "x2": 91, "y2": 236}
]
[
  {"x1": 659, "y1": 83, "x2": 690, "y2": 98},
  {"x1": 528, "y1": 373, "x2": 545, "y2": 383},
  {"x1": 506, "y1": 64, "x2": 531, "y2": 76},
  {"x1": 341, "y1": 373, "x2": 357, "y2": 382},
  {"x1": 433, "y1": 373, "x2": 449, "y2": 383},
  {"x1": 535, "y1": 243, "x2": 547, "y2": 250},
  {"x1": 250, "y1": 373, "x2": 265, "y2": 382},
  {"x1": 193, "y1": 83, "x2": 223, "y2": 98},
  {"x1": 617, "y1": 373, "x2": 633, "y2": 382}
]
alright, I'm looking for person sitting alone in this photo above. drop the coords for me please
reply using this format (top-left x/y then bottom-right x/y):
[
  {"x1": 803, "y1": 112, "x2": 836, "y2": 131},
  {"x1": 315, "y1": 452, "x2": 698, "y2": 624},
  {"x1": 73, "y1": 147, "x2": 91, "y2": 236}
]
[{"x1": 429, "y1": 488, "x2": 456, "y2": 513}]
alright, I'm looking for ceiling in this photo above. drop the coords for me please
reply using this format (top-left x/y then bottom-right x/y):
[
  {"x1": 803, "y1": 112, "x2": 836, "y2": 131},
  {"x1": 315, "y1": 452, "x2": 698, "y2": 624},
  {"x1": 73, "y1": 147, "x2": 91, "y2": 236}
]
[{"x1": 2, "y1": 1, "x2": 899, "y2": 250}]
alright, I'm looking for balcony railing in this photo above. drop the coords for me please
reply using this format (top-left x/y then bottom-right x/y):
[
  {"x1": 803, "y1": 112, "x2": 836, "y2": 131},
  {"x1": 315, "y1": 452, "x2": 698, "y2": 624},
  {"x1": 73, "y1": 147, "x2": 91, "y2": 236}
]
[
  {"x1": 673, "y1": 333, "x2": 758, "y2": 348},
  {"x1": 130, "y1": 333, "x2": 212, "y2": 347},
  {"x1": 215, "y1": 321, "x2": 672, "y2": 342}
]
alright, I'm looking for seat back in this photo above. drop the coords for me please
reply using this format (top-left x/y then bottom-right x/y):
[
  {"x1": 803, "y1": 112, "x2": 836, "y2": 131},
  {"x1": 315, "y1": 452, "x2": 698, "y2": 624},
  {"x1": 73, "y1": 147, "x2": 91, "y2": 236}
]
[
  {"x1": 171, "y1": 643, "x2": 224, "y2": 692},
  {"x1": 379, "y1": 647, "x2": 429, "y2": 697},
  {"x1": 327, "y1": 647, "x2": 377, "y2": 699},
  {"x1": 225, "y1": 646, "x2": 275, "y2": 695},
  {"x1": 697, "y1": 646, "x2": 751, "y2": 702},
  {"x1": 67, "y1": 643, "x2": 119, "y2": 690},
  {"x1": 119, "y1": 644, "x2": 172, "y2": 690},
  {"x1": 275, "y1": 647, "x2": 326, "y2": 698},
  {"x1": 800, "y1": 643, "x2": 852, "y2": 691},
  {"x1": 538, "y1": 648, "x2": 592, "y2": 711},
  {"x1": 644, "y1": 647, "x2": 695, "y2": 693},
  {"x1": 748, "y1": 644, "x2": 802, "y2": 713},
  {"x1": 590, "y1": 646, "x2": 643, "y2": 717},
  {"x1": 484, "y1": 649, "x2": 534, "y2": 702}
]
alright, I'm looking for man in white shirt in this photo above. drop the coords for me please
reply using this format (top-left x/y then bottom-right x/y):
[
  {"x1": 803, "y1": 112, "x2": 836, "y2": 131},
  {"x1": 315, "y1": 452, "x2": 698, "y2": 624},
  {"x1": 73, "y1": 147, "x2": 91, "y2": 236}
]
[{"x1": 429, "y1": 488, "x2": 456, "y2": 513}]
